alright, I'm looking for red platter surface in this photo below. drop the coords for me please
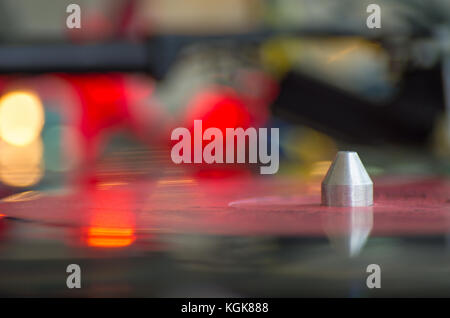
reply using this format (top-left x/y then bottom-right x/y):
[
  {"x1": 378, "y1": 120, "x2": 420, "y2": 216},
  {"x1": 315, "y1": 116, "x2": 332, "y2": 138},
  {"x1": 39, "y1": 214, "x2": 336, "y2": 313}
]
[{"x1": 0, "y1": 176, "x2": 449, "y2": 237}]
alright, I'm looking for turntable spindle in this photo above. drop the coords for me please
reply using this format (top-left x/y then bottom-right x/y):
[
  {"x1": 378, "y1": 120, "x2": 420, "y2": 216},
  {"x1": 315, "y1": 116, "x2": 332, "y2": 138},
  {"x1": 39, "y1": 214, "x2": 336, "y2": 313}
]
[{"x1": 321, "y1": 151, "x2": 373, "y2": 207}]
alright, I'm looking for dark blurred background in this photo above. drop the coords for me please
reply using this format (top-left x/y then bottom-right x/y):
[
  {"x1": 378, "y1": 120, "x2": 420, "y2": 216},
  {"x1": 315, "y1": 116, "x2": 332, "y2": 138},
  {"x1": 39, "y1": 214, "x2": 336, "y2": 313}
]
[{"x1": 0, "y1": 0, "x2": 449, "y2": 192}]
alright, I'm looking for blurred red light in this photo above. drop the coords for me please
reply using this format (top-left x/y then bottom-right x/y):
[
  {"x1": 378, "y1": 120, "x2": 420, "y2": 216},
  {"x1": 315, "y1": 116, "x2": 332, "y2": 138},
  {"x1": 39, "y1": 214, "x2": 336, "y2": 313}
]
[{"x1": 185, "y1": 86, "x2": 252, "y2": 132}]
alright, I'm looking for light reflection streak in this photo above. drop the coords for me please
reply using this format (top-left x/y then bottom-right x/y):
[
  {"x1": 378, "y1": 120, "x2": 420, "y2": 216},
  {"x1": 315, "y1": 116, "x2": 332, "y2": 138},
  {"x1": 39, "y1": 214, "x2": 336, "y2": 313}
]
[{"x1": 83, "y1": 187, "x2": 136, "y2": 248}]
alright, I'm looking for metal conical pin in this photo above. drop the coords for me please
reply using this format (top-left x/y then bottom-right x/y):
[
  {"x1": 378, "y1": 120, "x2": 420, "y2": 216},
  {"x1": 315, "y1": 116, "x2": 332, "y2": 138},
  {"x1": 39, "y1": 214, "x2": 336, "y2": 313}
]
[{"x1": 321, "y1": 151, "x2": 373, "y2": 207}]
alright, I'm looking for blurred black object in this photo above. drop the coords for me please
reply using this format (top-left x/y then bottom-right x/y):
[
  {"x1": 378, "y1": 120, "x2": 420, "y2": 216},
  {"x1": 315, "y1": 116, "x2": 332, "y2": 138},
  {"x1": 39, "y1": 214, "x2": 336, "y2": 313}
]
[
  {"x1": 0, "y1": 42, "x2": 149, "y2": 74},
  {"x1": 273, "y1": 68, "x2": 445, "y2": 145},
  {"x1": 0, "y1": 33, "x2": 270, "y2": 78}
]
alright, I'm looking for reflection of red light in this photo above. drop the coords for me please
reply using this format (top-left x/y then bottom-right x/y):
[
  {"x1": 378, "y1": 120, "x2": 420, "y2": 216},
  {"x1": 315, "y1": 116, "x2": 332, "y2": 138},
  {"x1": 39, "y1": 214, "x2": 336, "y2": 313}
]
[
  {"x1": 87, "y1": 227, "x2": 135, "y2": 248},
  {"x1": 0, "y1": 213, "x2": 8, "y2": 244},
  {"x1": 83, "y1": 186, "x2": 136, "y2": 248},
  {"x1": 194, "y1": 168, "x2": 251, "y2": 179}
]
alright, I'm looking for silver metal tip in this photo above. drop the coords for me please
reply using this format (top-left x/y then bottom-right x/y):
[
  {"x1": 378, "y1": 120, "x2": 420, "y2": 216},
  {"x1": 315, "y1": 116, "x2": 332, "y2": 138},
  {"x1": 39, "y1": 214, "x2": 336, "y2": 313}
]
[{"x1": 321, "y1": 151, "x2": 373, "y2": 207}]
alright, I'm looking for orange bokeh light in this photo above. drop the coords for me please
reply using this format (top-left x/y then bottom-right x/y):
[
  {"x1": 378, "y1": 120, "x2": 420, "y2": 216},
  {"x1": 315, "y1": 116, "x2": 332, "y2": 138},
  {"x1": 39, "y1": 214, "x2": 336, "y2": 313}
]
[
  {"x1": 87, "y1": 227, "x2": 136, "y2": 248},
  {"x1": 83, "y1": 187, "x2": 136, "y2": 248}
]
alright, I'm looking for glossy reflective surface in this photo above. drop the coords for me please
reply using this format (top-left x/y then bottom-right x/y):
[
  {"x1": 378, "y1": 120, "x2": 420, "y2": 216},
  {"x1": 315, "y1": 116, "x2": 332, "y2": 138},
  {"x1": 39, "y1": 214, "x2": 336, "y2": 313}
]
[{"x1": 0, "y1": 174, "x2": 449, "y2": 297}]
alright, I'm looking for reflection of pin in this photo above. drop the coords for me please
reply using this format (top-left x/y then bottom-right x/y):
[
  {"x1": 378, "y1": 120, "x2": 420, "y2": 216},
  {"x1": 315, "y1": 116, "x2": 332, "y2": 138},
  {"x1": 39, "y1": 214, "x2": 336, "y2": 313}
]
[
  {"x1": 323, "y1": 207, "x2": 373, "y2": 257},
  {"x1": 321, "y1": 151, "x2": 373, "y2": 207}
]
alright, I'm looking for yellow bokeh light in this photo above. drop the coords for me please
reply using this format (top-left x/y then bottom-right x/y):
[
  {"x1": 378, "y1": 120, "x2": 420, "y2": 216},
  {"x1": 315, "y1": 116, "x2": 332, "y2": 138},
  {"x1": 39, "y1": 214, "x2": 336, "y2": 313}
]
[
  {"x1": 0, "y1": 91, "x2": 45, "y2": 146},
  {"x1": 0, "y1": 138, "x2": 44, "y2": 187}
]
